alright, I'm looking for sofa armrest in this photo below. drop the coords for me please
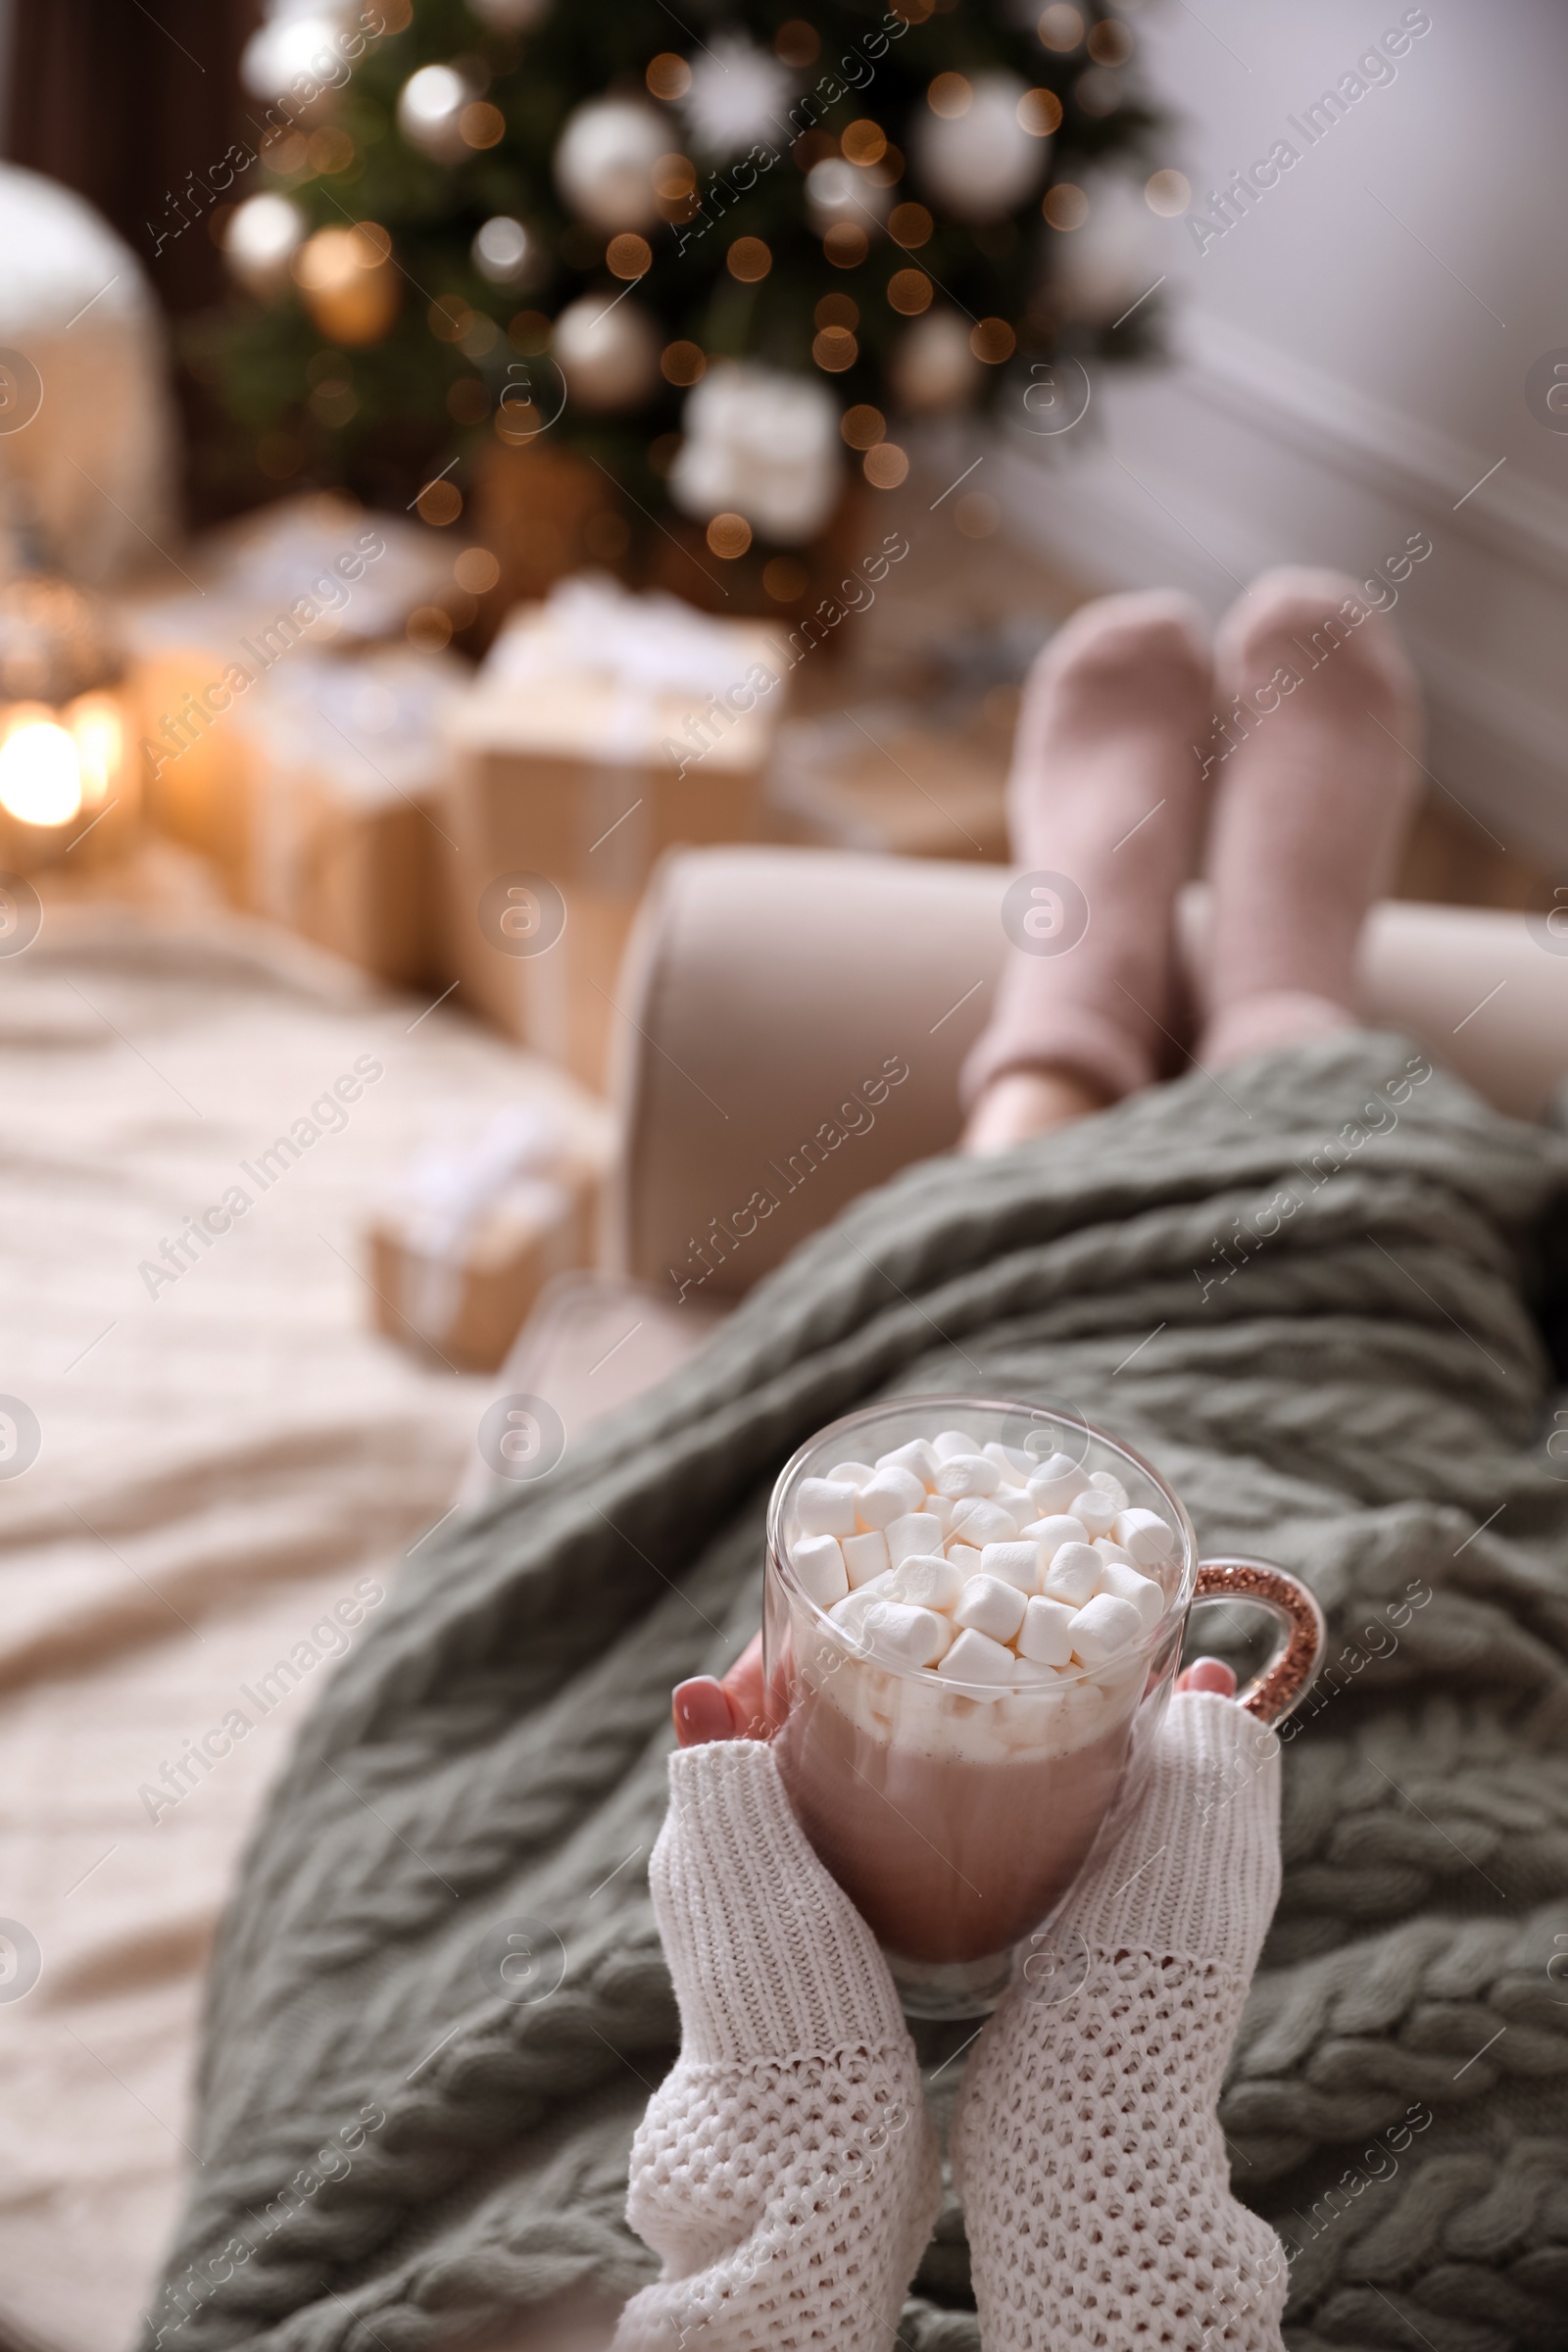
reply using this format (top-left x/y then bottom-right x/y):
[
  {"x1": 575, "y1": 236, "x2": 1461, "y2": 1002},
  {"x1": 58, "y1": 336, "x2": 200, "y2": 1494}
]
[{"x1": 606, "y1": 847, "x2": 1568, "y2": 1299}]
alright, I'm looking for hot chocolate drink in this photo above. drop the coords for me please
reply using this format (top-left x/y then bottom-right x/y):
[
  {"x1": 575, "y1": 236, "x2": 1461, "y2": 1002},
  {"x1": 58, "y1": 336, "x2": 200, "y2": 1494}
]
[
  {"x1": 765, "y1": 1409, "x2": 1186, "y2": 1999},
  {"x1": 776, "y1": 1662, "x2": 1137, "y2": 1962}
]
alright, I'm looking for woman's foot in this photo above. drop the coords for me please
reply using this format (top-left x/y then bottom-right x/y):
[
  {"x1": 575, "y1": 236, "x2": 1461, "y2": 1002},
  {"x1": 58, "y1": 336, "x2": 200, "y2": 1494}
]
[
  {"x1": 960, "y1": 592, "x2": 1216, "y2": 1130},
  {"x1": 1198, "y1": 568, "x2": 1423, "y2": 1069}
]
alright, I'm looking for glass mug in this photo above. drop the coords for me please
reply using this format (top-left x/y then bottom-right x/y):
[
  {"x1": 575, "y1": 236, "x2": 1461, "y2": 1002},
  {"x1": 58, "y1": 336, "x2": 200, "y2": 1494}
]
[{"x1": 762, "y1": 1396, "x2": 1325, "y2": 2019}]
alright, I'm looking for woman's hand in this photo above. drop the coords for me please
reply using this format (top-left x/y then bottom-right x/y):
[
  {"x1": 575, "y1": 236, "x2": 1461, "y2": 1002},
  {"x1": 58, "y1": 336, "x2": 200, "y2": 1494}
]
[
  {"x1": 672, "y1": 1635, "x2": 1237, "y2": 1745},
  {"x1": 671, "y1": 1633, "x2": 767, "y2": 1746}
]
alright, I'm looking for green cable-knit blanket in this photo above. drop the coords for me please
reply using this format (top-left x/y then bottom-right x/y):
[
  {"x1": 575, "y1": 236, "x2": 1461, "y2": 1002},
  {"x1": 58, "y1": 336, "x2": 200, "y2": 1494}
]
[{"x1": 144, "y1": 1034, "x2": 1568, "y2": 2352}]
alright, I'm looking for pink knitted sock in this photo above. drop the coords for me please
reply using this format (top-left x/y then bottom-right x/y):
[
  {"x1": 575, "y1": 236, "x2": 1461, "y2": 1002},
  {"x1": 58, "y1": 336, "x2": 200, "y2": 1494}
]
[
  {"x1": 960, "y1": 593, "x2": 1215, "y2": 1110},
  {"x1": 1197, "y1": 568, "x2": 1423, "y2": 1069}
]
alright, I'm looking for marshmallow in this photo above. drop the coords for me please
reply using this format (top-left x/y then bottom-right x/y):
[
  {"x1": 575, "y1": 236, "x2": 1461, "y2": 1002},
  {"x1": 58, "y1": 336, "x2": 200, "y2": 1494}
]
[
  {"x1": 979, "y1": 1541, "x2": 1041, "y2": 1594},
  {"x1": 1022, "y1": 1513, "x2": 1092, "y2": 1563},
  {"x1": 955, "y1": 1574, "x2": 1027, "y2": 1643},
  {"x1": 949, "y1": 1497, "x2": 1018, "y2": 1547},
  {"x1": 933, "y1": 1428, "x2": 976, "y2": 1460},
  {"x1": 842, "y1": 1529, "x2": 891, "y2": 1589},
  {"x1": 994, "y1": 1487, "x2": 1039, "y2": 1533},
  {"x1": 877, "y1": 1438, "x2": 941, "y2": 1486},
  {"x1": 1089, "y1": 1470, "x2": 1130, "y2": 1510},
  {"x1": 1068, "y1": 1591, "x2": 1144, "y2": 1666},
  {"x1": 1042, "y1": 1541, "x2": 1101, "y2": 1608},
  {"x1": 885, "y1": 1552, "x2": 964, "y2": 1612},
  {"x1": 1094, "y1": 1556, "x2": 1165, "y2": 1632},
  {"x1": 793, "y1": 1534, "x2": 849, "y2": 1608},
  {"x1": 861, "y1": 1598, "x2": 952, "y2": 1668},
  {"x1": 1112, "y1": 1507, "x2": 1179, "y2": 1567},
  {"x1": 934, "y1": 1452, "x2": 1002, "y2": 1499},
  {"x1": 1069, "y1": 1489, "x2": 1118, "y2": 1537},
  {"x1": 1026, "y1": 1450, "x2": 1084, "y2": 1507},
  {"x1": 984, "y1": 1441, "x2": 1036, "y2": 1478},
  {"x1": 948, "y1": 1544, "x2": 983, "y2": 1575},
  {"x1": 1094, "y1": 1539, "x2": 1137, "y2": 1568},
  {"x1": 856, "y1": 1467, "x2": 927, "y2": 1527},
  {"x1": 925, "y1": 1492, "x2": 955, "y2": 1538},
  {"x1": 887, "y1": 1510, "x2": 945, "y2": 1566},
  {"x1": 827, "y1": 1588, "x2": 879, "y2": 1646},
  {"x1": 1016, "y1": 1592, "x2": 1077, "y2": 1667},
  {"x1": 937, "y1": 1626, "x2": 1017, "y2": 1686},
  {"x1": 828, "y1": 1459, "x2": 877, "y2": 1489},
  {"x1": 797, "y1": 1477, "x2": 858, "y2": 1537}
]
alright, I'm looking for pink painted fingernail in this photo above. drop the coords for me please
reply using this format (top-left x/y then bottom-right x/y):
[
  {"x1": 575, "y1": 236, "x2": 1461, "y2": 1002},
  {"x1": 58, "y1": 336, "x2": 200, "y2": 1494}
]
[
  {"x1": 672, "y1": 1677, "x2": 735, "y2": 1747},
  {"x1": 1177, "y1": 1657, "x2": 1239, "y2": 1697}
]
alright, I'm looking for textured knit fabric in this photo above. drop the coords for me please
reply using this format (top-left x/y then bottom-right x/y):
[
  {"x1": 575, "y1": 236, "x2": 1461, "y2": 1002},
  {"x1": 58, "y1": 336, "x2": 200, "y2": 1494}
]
[
  {"x1": 142, "y1": 1033, "x2": 1568, "y2": 2352},
  {"x1": 955, "y1": 1694, "x2": 1287, "y2": 2349},
  {"x1": 613, "y1": 1742, "x2": 940, "y2": 2348}
]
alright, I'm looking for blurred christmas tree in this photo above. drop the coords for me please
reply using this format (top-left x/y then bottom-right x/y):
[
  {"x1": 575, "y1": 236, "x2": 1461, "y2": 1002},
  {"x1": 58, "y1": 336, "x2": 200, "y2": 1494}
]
[{"x1": 196, "y1": 0, "x2": 1169, "y2": 578}]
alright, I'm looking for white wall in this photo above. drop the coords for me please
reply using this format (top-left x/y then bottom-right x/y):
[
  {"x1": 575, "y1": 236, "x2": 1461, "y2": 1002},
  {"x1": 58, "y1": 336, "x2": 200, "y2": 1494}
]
[{"x1": 1001, "y1": 0, "x2": 1568, "y2": 859}]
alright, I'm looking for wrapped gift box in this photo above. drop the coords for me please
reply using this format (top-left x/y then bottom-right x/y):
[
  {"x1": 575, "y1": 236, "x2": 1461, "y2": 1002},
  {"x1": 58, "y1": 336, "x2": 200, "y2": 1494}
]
[
  {"x1": 233, "y1": 646, "x2": 465, "y2": 984},
  {"x1": 366, "y1": 1105, "x2": 606, "y2": 1371},
  {"x1": 442, "y1": 574, "x2": 785, "y2": 1089},
  {"x1": 119, "y1": 492, "x2": 460, "y2": 896}
]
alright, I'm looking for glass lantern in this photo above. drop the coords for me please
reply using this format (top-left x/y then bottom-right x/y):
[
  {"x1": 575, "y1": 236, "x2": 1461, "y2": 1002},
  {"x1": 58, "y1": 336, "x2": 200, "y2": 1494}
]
[{"x1": 0, "y1": 573, "x2": 137, "y2": 876}]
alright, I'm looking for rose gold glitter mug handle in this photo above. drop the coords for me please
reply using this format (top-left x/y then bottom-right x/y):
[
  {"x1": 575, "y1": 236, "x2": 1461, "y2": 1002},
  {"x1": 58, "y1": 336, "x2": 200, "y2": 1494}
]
[{"x1": 1192, "y1": 1559, "x2": 1326, "y2": 1725}]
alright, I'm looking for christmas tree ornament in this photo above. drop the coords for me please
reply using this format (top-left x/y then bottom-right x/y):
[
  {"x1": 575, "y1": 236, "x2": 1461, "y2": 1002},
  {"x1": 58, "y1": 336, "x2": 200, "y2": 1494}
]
[
  {"x1": 472, "y1": 216, "x2": 542, "y2": 288},
  {"x1": 240, "y1": 8, "x2": 351, "y2": 103},
  {"x1": 680, "y1": 29, "x2": 794, "y2": 158},
  {"x1": 397, "y1": 65, "x2": 476, "y2": 165},
  {"x1": 890, "y1": 308, "x2": 981, "y2": 413},
  {"x1": 223, "y1": 193, "x2": 306, "y2": 298},
  {"x1": 552, "y1": 294, "x2": 660, "y2": 411},
  {"x1": 1052, "y1": 171, "x2": 1160, "y2": 322},
  {"x1": 911, "y1": 70, "x2": 1048, "y2": 220},
  {"x1": 806, "y1": 158, "x2": 890, "y2": 239},
  {"x1": 670, "y1": 362, "x2": 841, "y2": 544},
  {"x1": 293, "y1": 223, "x2": 399, "y2": 345},
  {"x1": 554, "y1": 99, "x2": 665, "y2": 231}
]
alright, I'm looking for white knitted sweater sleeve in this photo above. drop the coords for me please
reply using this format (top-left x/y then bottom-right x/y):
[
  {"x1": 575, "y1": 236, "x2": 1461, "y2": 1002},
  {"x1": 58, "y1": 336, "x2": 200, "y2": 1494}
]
[
  {"x1": 613, "y1": 1739, "x2": 941, "y2": 2352},
  {"x1": 954, "y1": 1691, "x2": 1288, "y2": 2352}
]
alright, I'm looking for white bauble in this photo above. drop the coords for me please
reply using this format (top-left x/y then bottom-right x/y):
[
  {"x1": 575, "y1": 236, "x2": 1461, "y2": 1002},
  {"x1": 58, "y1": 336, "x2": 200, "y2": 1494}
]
[
  {"x1": 223, "y1": 193, "x2": 306, "y2": 298},
  {"x1": 670, "y1": 363, "x2": 841, "y2": 544},
  {"x1": 891, "y1": 309, "x2": 982, "y2": 414},
  {"x1": 471, "y1": 216, "x2": 541, "y2": 288},
  {"x1": 911, "y1": 71, "x2": 1047, "y2": 220},
  {"x1": 554, "y1": 99, "x2": 665, "y2": 231},
  {"x1": 1051, "y1": 172, "x2": 1161, "y2": 322},
  {"x1": 553, "y1": 296, "x2": 660, "y2": 412},
  {"x1": 240, "y1": 3, "x2": 358, "y2": 102},
  {"x1": 805, "y1": 158, "x2": 890, "y2": 238},
  {"x1": 397, "y1": 64, "x2": 474, "y2": 164},
  {"x1": 681, "y1": 31, "x2": 794, "y2": 158}
]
